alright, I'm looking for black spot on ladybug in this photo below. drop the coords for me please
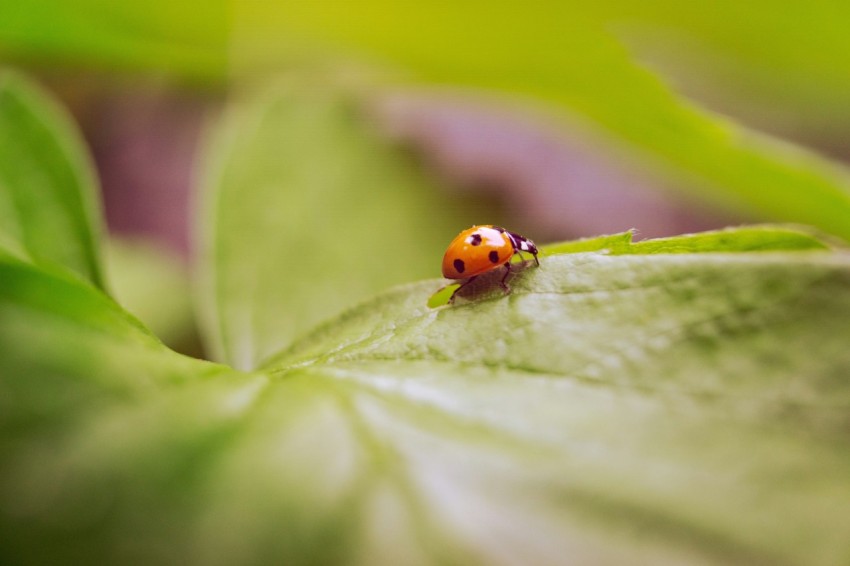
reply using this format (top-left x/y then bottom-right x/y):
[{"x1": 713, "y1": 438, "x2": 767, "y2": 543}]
[
  {"x1": 453, "y1": 258, "x2": 466, "y2": 274},
  {"x1": 470, "y1": 233, "x2": 483, "y2": 246},
  {"x1": 489, "y1": 250, "x2": 500, "y2": 263}
]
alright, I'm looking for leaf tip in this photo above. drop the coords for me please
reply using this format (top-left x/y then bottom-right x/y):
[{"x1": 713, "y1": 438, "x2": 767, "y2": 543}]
[{"x1": 427, "y1": 284, "x2": 459, "y2": 308}]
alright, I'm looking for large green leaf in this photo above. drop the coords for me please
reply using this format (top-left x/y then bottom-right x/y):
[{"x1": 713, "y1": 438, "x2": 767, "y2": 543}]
[
  {"x1": 262, "y1": 243, "x2": 850, "y2": 565},
  {"x1": 6, "y1": 231, "x2": 850, "y2": 564},
  {"x1": 0, "y1": 70, "x2": 106, "y2": 288},
  {"x1": 195, "y1": 80, "x2": 470, "y2": 370}
]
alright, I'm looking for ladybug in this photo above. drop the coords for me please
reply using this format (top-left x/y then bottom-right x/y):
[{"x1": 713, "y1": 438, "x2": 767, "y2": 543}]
[{"x1": 442, "y1": 225, "x2": 539, "y2": 302}]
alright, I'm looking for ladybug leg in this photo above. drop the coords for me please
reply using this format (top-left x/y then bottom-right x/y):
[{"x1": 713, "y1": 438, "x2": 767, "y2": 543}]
[
  {"x1": 449, "y1": 276, "x2": 477, "y2": 304},
  {"x1": 500, "y1": 261, "x2": 512, "y2": 293},
  {"x1": 514, "y1": 249, "x2": 540, "y2": 267}
]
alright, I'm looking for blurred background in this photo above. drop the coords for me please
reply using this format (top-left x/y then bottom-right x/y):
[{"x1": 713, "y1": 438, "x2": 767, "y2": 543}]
[{"x1": 3, "y1": 1, "x2": 849, "y2": 359}]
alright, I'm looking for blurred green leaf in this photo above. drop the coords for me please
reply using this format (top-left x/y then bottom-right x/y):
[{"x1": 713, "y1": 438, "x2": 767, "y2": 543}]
[
  {"x1": 106, "y1": 237, "x2": 197, "y2": 351},
  {"x1": 5, "y1": 2, "x2": 850, "y2": 243},
  {"x1": 234, "y1": 3, "x2": 850, "y2": 241},
  {"x1": 0, "y1": 69, "x2": 106, "y2": 288},
  {"x1": 195, "y1": 80, "x2": 469, "y2": 370},
  {"x1": 0, "y1": 251, "x2": 228, "y2": 437},
  {"x1": 594, "y1": 2, "x2": 850, "y2": 130},
  {"x1": 0, "y1": 251, "x2": 252, "y2": 564},
  {"x1": 0, "y1": 1, "x2": 228, "y2": 80}
]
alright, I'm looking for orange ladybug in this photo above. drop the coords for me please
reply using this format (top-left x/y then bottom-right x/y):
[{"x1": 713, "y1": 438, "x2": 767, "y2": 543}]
[{"x1": 442, "y1": 225, "x2": 539, "y2": 301}]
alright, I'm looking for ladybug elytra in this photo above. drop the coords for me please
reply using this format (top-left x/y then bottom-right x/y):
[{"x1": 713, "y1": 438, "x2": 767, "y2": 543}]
[{"x1": 441, "y1": 225, "x2": 539, "y2": 302}]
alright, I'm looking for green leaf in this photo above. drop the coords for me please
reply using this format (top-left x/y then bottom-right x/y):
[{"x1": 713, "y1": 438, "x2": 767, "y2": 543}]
[
  {"x1": 599, "y1": 2, "x2": 850, "y2": 129},
  {"x1": 0, "y1": 69, "x2": 106, "y2": 289},
  {"x1": 261, "y1": 246, "x2": 850, "y2": 565},
  {"x1": 0, "y1": 251, "x2": 230, "y2": 453},
  {"x1": 5, "y1": 231, "x2": 850, "y2": 564},
  {"x1": 428, "y1": 225, "x2": 836, "y2": 309},
  {"x1": 541, "y1": 225, "x2": 834, "y2": 256},
  {"x1": 234, "y1": 4, "x2": 850, "y2": 241},
  {"x1": 7, "y1": 2, "x2": 850, "y2": 242},
  {"x1": 195, "y1": 80, "x2": 469, "y2": 370},
  {"x1": 106, "y1": 237, "x2": 196, "y2": 351},
  {"x1": 0, "y1": 1, "x2": 228, "y2": 80},
  {"x1": 0, "y1": 251, "x2": 256, "y2": 564}
]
